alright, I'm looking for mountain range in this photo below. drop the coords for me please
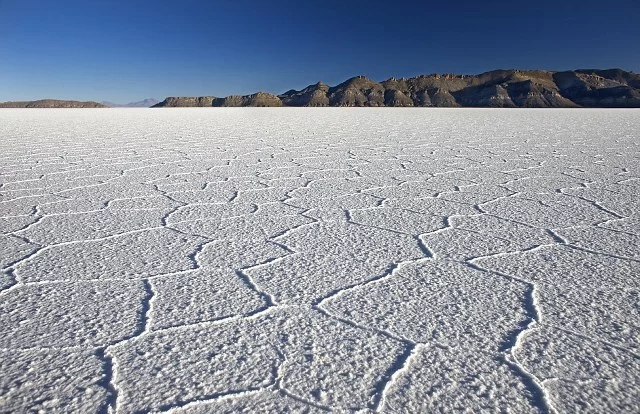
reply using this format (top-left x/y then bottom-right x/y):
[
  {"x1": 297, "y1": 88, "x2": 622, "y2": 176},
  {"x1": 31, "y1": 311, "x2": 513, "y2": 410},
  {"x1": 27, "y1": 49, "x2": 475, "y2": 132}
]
[
  {"x1": 153, "y1": 68, "x2": 640, "y2": 108},
  {"x1": 2, "y1": 69, "x2": 638, "y2": 109}
]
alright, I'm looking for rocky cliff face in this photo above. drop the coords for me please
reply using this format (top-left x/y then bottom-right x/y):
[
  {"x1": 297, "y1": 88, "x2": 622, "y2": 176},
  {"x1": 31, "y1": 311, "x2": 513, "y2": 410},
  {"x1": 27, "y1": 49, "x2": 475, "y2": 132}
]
[
  {"x1": 0, "y1": 99, "x2": 107, "y2": 108},
  {"x1": 153, "y1": 93, "x2": 283, "y2": 108},
  {"x1": 213, "y1": 92, "x2": 282, "y2": 107},
  {"x1": 153, "y1": 68, "x2": 640, "y2": 108},
  {"x1": 152, "y1": 97, "x2": 216, "y2": 107}
]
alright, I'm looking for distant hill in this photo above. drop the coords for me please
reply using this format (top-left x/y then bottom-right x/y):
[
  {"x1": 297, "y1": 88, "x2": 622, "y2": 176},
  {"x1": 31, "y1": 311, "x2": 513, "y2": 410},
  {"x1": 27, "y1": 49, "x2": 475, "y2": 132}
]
[
  {"x1": 102, "y1": 98, "x2": 159, "y2": 108},
  {"x1": 154, "y1": 93, "x2": 283, "y2": 108},
  {"x1": 153, "y1": 68, "x2": 640, "y2": 108},
  {"x1": 0, "y1": 99, "x2": 107, "y2": 108}
]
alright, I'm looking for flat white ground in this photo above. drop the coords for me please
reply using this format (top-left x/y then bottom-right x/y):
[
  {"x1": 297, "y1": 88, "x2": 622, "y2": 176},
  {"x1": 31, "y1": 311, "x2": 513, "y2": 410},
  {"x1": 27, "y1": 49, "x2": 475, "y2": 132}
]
[{"x1": 0, "y1": 108, "x2": 638, "y2": 413}]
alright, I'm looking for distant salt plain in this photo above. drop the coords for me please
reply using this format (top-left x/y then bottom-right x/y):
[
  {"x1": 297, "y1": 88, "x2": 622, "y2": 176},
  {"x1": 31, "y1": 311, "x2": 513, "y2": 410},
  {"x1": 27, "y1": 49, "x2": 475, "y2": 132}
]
[{"x1": 0, "y1": 108, "x2": 638, "y2": 413}]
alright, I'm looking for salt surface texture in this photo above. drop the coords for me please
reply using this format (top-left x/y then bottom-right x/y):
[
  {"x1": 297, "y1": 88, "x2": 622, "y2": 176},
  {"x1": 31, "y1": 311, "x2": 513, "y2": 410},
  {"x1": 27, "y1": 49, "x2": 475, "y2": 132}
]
[{"x1": 0, "y1": 108, "x2": 638, "y2": 413}]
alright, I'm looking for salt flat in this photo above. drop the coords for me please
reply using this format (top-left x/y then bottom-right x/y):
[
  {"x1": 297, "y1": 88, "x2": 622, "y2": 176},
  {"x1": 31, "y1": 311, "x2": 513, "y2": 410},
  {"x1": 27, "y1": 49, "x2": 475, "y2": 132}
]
[{"x1": 0, "y1": 108, "x2": 638, "y2": 413}]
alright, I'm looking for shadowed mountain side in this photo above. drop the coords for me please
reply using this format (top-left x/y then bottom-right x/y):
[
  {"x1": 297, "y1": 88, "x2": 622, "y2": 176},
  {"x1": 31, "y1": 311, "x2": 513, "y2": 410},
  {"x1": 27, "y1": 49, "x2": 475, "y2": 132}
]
[
  {"x1": 152, "y1": 68, "x2": 640, "y2": 108},
  {"x1": 0, "y1": 99, "x2": 107, "y2": 108}
]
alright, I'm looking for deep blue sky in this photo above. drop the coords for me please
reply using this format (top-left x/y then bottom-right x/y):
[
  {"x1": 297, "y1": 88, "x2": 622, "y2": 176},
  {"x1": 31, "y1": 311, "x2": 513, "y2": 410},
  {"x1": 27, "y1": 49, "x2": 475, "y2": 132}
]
[{"x1": 1, "y1": 0, "x2": 639, "y2": 102}]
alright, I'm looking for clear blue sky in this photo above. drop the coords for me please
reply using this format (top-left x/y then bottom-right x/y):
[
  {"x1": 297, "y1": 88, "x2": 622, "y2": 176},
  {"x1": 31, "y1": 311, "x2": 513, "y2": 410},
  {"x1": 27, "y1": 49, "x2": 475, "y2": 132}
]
[{"x1": 1, "y1": 0, "x2": 639, "y2": 102}]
